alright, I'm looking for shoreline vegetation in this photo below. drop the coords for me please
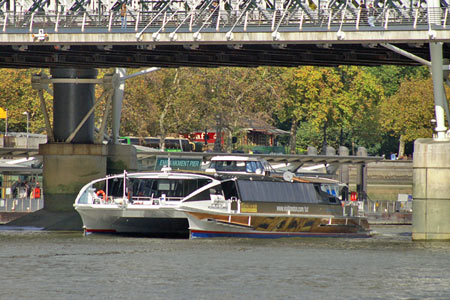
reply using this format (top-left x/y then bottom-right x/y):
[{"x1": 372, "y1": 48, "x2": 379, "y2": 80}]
[{"x1": 0, "y1": 65, "x2": 437, "y2": 157}]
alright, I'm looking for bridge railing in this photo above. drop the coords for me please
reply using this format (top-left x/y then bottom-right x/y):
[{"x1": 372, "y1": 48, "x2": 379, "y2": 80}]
[
  {"x1": 0, "y1": 7, "x2": 447, "y2": 34},
  {"x1": 0, "y1": 197, "x2": 43, "y2": 213}
]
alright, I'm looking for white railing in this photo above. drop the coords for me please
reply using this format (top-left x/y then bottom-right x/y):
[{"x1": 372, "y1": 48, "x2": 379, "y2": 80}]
[
  {"x1": 0, "y1": 7, "x2": 444, "y2": 34},
  {"x1": 0, "y1": 197, "x2": 43, "y2": 213}
]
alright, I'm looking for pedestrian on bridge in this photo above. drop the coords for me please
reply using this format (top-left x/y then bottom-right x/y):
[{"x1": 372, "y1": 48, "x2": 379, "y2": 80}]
[
  {"x1": 121, "y1": 2, "x2": 127, "y2": 29},
  {"x1": 360, "y1": 1, "x2": 368, "y2": 24},
  {"x1": 368, "y1": 3, "x2": 376, "y2": 27},
  {"x1": 210, "y1": 1, "x2": 219, "y2": 28}
]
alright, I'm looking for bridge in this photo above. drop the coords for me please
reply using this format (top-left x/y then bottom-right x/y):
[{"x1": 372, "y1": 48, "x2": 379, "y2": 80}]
[
  {"x1": 1, "y1": 0, "x2": 450, "y2": 240},
  {"x1": 0, "y1": 1, "x2": 449, "y2": 67}
]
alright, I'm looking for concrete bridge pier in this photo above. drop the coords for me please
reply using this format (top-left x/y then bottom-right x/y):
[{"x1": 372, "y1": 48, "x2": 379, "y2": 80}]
[
  {"x1": 41, "y1": 68, "x2": 106, "y2": 214},
  {"x1": 10, "y1": 68, "x2": 137, "y2": 230},
  {"x1": 412, "y1": 15, "x2": 450, "y2": 240},
  {"x1": 412, "y1": 139, "x2": 450, "y2": 240}
]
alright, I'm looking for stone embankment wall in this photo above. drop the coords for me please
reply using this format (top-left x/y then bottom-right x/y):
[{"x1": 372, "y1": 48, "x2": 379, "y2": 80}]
[{"x1": 348, "y1": 160, "x2": 412, "y2": 202}]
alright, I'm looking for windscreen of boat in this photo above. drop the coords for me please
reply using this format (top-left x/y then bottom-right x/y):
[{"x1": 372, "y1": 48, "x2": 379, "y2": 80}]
[
  {"x1": 128, "y1": 178, "x2": 211, "y2": 199},
  {"x1": 210, "y1": 160, "x2": 246, "y2": 172},
  {"x1": 209, "y1": 161, "x2": 264, "y2": 174},
  {"x1": 236, "y1": 180, "x2": 319, "y2": 204}
]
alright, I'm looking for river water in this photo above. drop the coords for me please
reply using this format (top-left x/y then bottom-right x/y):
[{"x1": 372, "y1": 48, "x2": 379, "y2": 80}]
[{"x1": 0, "y1": 225, "x2": 449, "y2": 300}]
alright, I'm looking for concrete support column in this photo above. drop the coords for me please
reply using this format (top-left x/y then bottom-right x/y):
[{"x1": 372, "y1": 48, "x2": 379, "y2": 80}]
[
  {"x1": 429, "y1": 42, "x2": 448, "y2": 139},
  {"x1": 412, "y1": 139, "x2": 450, "y2": 240},
  {"x1": 428, "y1": 0, "x2": 448, "y2": 139},
  {"x1": 356, "y1": 147, "x2": 368, "y2": 201},
  {"x1": 112, "y1": 68, "x2": 126, "y2": 144},
  {"x1": 40, "y1": 144, "x2": 107, "y2": 212},
  {"x1": 107, "y1": 144, "x2": 138, "y2": 174},
  {"x1": 339, "y1": 146, "x2": 350, "y2": 186},
  {"x1": 51, "y1": 68, "x2": 98, "y2": 143}
]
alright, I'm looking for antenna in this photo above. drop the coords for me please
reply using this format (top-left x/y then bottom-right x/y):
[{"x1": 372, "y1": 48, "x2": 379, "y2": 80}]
[{"x1": 162, "y1": 154, "x2": 172, "y2": 172}]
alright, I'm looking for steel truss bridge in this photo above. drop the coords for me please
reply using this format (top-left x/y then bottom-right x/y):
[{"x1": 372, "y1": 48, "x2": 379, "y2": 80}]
[{"x1": 0, "y1": 0, "x2": 450, "y2": 67}]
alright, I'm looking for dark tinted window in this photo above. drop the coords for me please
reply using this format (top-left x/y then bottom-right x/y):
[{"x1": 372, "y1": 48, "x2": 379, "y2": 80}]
[
  {"x1": 185, "y1": 189, "x2": 211, "y2": 201},
  {"x1": 222, "y1": 180, "x2": 238, "y2": 199},
  {"x1": 106, "y1": 177, "x2": 124, "y2": 197},
  {"x1": 129, "y1": 178, "x2": 211, "y2": 198}
]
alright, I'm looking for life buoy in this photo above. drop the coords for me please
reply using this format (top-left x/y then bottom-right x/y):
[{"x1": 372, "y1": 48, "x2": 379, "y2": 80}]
[
  {"x1": 96, "y1": 190, "x2": 106, "y2": 202},
  {"x1": 33, "y1": 187, "x2": 41, "y2": 199}
]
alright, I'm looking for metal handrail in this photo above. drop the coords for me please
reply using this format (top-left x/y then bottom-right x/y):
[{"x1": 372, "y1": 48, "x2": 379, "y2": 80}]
[{"x1": 0, "y1": 7, "x2": 446, "y2": 33}]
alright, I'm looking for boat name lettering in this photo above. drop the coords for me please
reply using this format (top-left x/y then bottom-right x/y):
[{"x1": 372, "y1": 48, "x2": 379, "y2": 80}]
[
  {"x1": 276, "y1": 206, "x2": 309, "y2": 213},
  {"x1": 241, "y1": 203, "x2": 258, "y2": 213}
]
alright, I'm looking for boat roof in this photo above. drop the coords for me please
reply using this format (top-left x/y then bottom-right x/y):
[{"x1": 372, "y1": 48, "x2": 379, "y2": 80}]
[
  {"x1": 95, "y1": 170, "x2": 218, "y2": 181},
  {"x1": 210, "y1": 156, "x2": 264, "y2": 162},
  {"x1": 236, "y1": 179, "x2": 320, "y2": 204}
]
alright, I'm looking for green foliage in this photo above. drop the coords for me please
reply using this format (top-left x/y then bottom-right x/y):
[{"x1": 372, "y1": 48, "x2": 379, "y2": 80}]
[
  {"x1": 273, "y1": 65, "x2": 385, "y2": 154},
  {"x1": 379, "y1": 77, "x2": 436, "y2": 143},
  {"x1": 0, "y1": 69, "x2": 51, "y2": 134},
  {"x1": 0, "y1": 65, "x2": 437, "y2": 157},
  {"x1": 363, "y1": 65, "x2": 429, "y2": 97}
]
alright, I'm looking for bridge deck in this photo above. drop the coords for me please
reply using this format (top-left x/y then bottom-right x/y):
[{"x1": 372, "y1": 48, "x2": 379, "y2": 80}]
[{"x1": 0, "y1": 8, "x2": 448, "y2": 67}]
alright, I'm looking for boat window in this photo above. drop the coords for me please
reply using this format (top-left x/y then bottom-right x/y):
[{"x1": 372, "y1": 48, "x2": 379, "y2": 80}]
[
  {"x1": 184, "y1": 189, "x2": 211, "y2": 201},
  {"x1": 109, "y1": 178, "x2": 124, "y2": 196},
  {"x1": 210, "y1": 161, "x2": 246, "y2": 172},
  {"x1": 256, "y1": 162, "x2": 264, "y2": 173},
  {"x1": 245, "y1": 161, "x2": 264, "y2": 174},
  {"x1": 246, "y1": 161, "x2": 256, "y2": 173},
  {"x1": 315, "y1": 184, "x2": 340, "y2": 204},
  {"x1": 221, "y1": 180, "x2": 238, "y2": 199},
  {"x1": 129, "y1": 178, "x2": 212, "y2": 199},
  {"x1": 237, "y1": 180, "x2": 319, "y2": 204},
  {"x1": 93, "y1": 181, "x2": 106, "y2": 193},
  {"x1": 320, "y1": 184, "x2": 339, "y2": 197}
]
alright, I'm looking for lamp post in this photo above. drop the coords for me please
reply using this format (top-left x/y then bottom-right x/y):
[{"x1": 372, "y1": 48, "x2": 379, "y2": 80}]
[
  {"x1": 213, "y1": 114, "x2": 222, "y2": 152},
  {"x1": 22, "y1": 112, "x2": 29, "y2": 148}
]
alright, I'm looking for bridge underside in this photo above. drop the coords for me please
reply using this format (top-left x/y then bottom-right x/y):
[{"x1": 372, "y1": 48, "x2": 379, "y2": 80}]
[{"x1": 0, "y1": 43, "x2": 435, "y2": 68}]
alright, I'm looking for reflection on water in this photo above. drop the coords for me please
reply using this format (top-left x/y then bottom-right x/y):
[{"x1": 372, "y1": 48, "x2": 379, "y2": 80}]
[{"x1": 0, "y1": 225, "x2": 449, "y2": 300}]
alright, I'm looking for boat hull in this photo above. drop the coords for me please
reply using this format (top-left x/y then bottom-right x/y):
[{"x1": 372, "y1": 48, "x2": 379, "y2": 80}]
[
  {"x1": 76, "y1": 205, "x2": 188, "y2": 236},
  {"x1": 186, "y1": 211, "x2": 371, "y2": 239},
  {"x1": 190, "y1": 230, "x2": 370, "y2": 239}
]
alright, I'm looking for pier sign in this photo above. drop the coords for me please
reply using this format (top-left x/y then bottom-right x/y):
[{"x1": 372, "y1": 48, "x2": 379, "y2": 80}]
[{"x1": 155, "y1": 157, "x2": 202, "y2": 171}]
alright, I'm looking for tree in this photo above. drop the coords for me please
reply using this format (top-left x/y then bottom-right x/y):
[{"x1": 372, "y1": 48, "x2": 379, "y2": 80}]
[
  {"x1": 273, "y1": 66, "x2": 343, "y2": 153},
  {"x1": 0, "y1": 69, "x2": 52, "y2": 134},
  {"x1": 274, "y1": 66, "x2": 384, "y2": 154},
  {"x1": 196, "y1": 67, "x2": 277, "y2": 151},
  {"x1": 379, "y1": 77, "x2": 437, "y2": 158},
  {"x1": 335, "y1": 66, "x2": 385, "y2": 154},
  {"x1": 364, "y1": 65, "x2": 429, "y2": 97}
]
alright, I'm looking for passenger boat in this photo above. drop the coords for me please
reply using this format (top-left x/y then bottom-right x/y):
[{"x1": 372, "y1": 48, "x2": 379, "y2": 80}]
[
  {"x1": 179, "y1": 156, "x2": 370, "y2": 238},
  {"x1": 73, "y1": 170, "x2": 221, "y2": 237},
  {"x1": 74, "y1": 156, "x2": 369, "y2": 239}
]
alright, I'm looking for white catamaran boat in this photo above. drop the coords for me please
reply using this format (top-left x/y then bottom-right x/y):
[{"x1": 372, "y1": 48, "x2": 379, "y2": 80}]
[{"x1": 73, "y1": 170, "x2": 222, "y2": 236}]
